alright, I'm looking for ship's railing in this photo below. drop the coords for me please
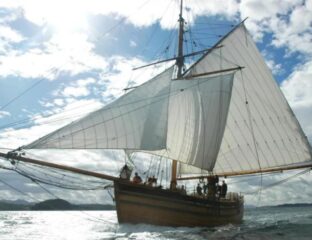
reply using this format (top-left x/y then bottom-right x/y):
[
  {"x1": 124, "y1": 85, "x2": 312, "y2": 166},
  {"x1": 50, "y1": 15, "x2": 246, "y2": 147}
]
[
  {"x1": 225, "y1": 192, "x2": 239, "y2": 200},
  {"x1": 222, "y1": 192, "x2": 244, "y2": 202}
]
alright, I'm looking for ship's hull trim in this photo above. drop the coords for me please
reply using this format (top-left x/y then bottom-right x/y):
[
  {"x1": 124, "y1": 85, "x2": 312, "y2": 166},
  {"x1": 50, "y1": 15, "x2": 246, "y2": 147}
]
[{"x1": 114, "y1": 180, "x2": 244, "y2": 227}]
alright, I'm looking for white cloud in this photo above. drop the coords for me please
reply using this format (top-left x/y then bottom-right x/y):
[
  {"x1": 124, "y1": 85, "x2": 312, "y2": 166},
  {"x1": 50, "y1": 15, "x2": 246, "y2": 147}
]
[
  {"x1": 265, "y1": 59, "x2": 283, "y2": 75},
  {"x1": 0, "y1": 111, "x2": 11, "y2": 119},
  {"x1": 0, "y1": 98, "x2": 103, "y2": 149},
  {"x1": 0, "y1": 0, "x2": 239, "y2": 30},
  {"x1": 0, "y1": 24, "x2": 24, "y2": 53},
  {"x1": 0, "y1": 30, "x2": 109, "y2": 80},
  {"x1": 60, "y1": 78, "x2": 96, "y2": 98},
  {"x1": 281, "y1": 60, "x2": 312, "y2": 142},
  {"x1": 229, "y1": 170, "x2": 312, "y2": 206},
  {"x1": 0, "y1": 25, "x2": 24, "y2": 43},
  {"x1": 130, "y1": 40, "x2": 137, "y2": 47},
  {"x1": 99, "y1": 56, "x2": 172, "y2": 101},
  {"x1": 240, "y1": 0, "x2": 299, "y2": 21},
  {"x1": 76, "y1": 78, "x2": 96, "y2": 87},
  {"x1": 0, "y1": 8, "x2": 20, "y2": 24},
  {"x1": 262, "y1": 50, "x2": 284, "y2": 75},
  {"x1": 53, "y1": 98, "x2": 65, "y2": 106},
  {"x1": 240, "y1": 0, "x2": 312, "y2": 56},
  {"x1": 0, "y1": 1, "x2": 309, "y2": 81},
  {"x1": 62, "y1": 86, "x2": 90, "y2": 97}
]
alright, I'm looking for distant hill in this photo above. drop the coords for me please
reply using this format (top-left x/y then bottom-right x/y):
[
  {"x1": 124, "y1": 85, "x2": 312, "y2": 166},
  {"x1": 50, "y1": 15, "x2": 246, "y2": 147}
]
[
  {"x1": 31, "y1": 199, "x2": 72, "y2": 210},
  {"x1": 31, "y1": 199, "x2": 115, "y2": 210},
  {"x1": 74, "y1": 203, "x2": 115, "y2": 210},
  {"x1": 0, "y1": 201, "x2": 30, "y2": 210},
  {"x1": 2, "y1": 199, "x2": 33, "y2": 206},
  {"x1": 274, "y1": 203, "x2": 312, "y2": 208},
  {"x1": 0, "y1": 199, "x2": 115, "y2": 211},
  {"x1": 256, "y1": 203, "x2": 312, "y2": 208}
]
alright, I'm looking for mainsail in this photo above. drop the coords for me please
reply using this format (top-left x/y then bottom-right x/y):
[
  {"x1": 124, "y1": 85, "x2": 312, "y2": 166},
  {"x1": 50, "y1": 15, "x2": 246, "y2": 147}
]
[
  {"x1": 23, "y1": 22, "x2": 312, "y2": 176},
  {"x1": 185, "y1": 23, "x2": 312, "y2": 175}
]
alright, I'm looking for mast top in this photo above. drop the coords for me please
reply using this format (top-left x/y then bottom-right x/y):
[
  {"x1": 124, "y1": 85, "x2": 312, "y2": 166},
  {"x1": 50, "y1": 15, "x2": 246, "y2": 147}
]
[{"x1": 176, "y1": 0, "x2": 185, "y2": 78}]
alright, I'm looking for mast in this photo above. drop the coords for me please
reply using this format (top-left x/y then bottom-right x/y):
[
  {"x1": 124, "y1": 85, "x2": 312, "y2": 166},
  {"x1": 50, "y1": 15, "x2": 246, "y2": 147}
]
[
  {"x1": 176, "y1": 0, "x2": 185, "y2": 78},
  {"x1": 170, "y1": 0, "x2": 185, "y2": 189}
]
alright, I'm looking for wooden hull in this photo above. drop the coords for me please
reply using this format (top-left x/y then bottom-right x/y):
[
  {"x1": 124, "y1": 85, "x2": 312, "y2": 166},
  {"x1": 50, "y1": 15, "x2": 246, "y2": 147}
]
[{"x1": 114, "y1": 180, "x2": 244, "y2": 227}]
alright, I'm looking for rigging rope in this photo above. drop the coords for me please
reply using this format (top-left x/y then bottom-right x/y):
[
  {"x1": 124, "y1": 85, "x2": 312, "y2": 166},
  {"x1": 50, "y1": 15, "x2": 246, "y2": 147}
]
[
  {"x1": 0, "y1": 68, "x2": 59, "y2": 111},
  {"x1": 242, "y1": 168, "x2": 311, "y2": 195},
  {"x1": 0, "y1": 171, "x2": 113, "y2": 223},
  {"x1": 3, "y1": 158, "x2": 113, "y2": 191}
]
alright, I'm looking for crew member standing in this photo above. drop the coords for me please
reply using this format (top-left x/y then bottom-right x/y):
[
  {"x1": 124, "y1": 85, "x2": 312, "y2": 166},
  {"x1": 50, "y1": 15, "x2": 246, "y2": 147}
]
[
  {"x1": 133, "y1": 172, "x2": 142, "y2": 184},
  {"x1": 220, "y1": 180, "x2": 227, "y2": 198}
]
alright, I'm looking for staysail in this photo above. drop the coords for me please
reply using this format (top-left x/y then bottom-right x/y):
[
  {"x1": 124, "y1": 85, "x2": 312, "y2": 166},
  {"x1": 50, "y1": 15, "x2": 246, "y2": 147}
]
[
  {"x1": 25, "y1": 67, "x2": 174, "y2": 150},
  {"x1": 184, "y1": 23, "x2": 312, "y2": 175}
]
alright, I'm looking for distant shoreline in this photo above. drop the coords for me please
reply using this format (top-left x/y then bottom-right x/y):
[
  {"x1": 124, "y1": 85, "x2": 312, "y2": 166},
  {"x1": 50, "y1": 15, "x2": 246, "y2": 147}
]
[
  {"x1": 232, "y1": 203, "x2": 312, "y2": 209},
  {"x1": 0, "y1": 199, "x2": 115, "y2": 211},
  {"x1": 2, "y1": 199, "x2": 311, "y2": 211}
]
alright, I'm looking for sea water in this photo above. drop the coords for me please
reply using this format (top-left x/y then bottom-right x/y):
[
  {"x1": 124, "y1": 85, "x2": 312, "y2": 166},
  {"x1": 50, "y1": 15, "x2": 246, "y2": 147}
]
[{"x1": 0, "y1": 206, "x2": 311, "y2": 240}]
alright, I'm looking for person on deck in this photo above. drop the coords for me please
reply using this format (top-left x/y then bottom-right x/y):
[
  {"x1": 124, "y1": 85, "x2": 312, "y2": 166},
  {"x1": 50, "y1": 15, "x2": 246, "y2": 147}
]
[
  {"x1": 120, "y1": 164, "x2": 132, "y2": 180},
  {"x1": 207, "y1": 176, "x2": 216, "y2": 198},
  {"x1": 220, "y1": 180, "x2": 228, "y2": 198},
  {"x1": 203, "y1": 181, "x2": 208, "y2": 194},
  {"x1": 181, "y1": 185, "x2": 187, "y2": 195},
  {"x1": 133, "y1": 172, "x2": 142, "y2": 184},
  {"x1": 217, "y1": 183, "x2": 222, "y2": 197},
  {"x1": 196, "y1": 183, "x2": 203, "y2": 196},
  {"x1": 147, "y1": 176, "x2": 157, "y2": 186}
]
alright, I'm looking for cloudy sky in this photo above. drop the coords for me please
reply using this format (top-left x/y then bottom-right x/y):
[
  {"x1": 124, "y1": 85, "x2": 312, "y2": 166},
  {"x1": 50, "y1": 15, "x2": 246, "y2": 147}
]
[{"x1": 0, "y1": 0, "x2": 311, "y2": 206}]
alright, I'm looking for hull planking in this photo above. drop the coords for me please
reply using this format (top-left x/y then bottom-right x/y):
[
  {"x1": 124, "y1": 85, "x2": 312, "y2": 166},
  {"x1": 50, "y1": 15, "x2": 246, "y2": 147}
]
[{"x1": 114, "y1": 180, "x2": 244, "y2": 227}]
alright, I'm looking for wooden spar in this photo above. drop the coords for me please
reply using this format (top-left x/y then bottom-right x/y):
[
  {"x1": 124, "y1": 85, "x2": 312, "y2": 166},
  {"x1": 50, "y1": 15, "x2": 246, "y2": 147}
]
[
  {"x1": 182, "y1": 17, "x2": 248, "y2": 77},
  {"x1": 180, "y1": 66, "x2": 244, "y2": 80},
  {"x1": 176, "y1": 163, "x2": 312, "y2": 180},
  {"x1": 123, "y1": 86, "x2": 138, "y2": 91},
  {"x1": 0, "y1": 152, "x2": 118, "y2": 181},
  {"x1": 132, "y1": 47, "x2": 222, "y2": 71}
]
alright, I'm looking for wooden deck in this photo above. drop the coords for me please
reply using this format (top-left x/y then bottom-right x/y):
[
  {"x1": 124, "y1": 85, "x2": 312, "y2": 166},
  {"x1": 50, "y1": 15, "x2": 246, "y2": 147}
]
[{"x1": 114, "y1": 180, "x2": 244, "y2": 227}]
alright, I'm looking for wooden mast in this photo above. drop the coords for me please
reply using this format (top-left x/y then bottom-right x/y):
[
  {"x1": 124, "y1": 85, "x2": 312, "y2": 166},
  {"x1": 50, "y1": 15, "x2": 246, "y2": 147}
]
[
  {"x1": 176, "y1": 0, "x2": 184, "y2": 78},
  {"x1": 170, "y1": 160, "x2": 178, "y2": 189},
  {"x1": 170, "y1": 0, "x2": 184, "y2": 189}
]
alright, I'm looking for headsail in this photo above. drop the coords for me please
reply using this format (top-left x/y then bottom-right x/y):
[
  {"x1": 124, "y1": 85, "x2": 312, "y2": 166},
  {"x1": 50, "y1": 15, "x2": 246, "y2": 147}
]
[
  {"x1": 25, "y1": 67, "x2": 174, "y2": 150},
  {"x1": 186, "y1": 23, "x2": 312, "y2": 175}
]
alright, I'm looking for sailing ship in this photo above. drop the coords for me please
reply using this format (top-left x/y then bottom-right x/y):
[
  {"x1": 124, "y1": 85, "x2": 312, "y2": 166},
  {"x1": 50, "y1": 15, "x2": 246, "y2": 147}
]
[{"x1": 1, "y1": 0, "x2": 312, "y2": 227}]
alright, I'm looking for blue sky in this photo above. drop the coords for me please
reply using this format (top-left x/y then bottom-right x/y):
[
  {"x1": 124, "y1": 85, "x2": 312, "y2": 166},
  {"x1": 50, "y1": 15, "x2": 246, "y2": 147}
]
[{"x1": 0, "y1": 0, "x2": 311, "y2": 205}]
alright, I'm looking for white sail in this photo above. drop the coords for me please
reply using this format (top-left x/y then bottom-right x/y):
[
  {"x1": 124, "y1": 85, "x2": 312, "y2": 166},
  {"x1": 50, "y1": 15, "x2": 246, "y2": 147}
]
[
  {"x1": 147, "y1": 73, "x2": 234, "y2": 171},
  {"x1": 25, "y1": 67, "x2": 234, "y2": 171},
  {"x1": 25, "y1": 67, "x2": 174, "y2": 150},
  {"x1": 187, "y1": 23, "x2": 312, "y2": 175}
]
